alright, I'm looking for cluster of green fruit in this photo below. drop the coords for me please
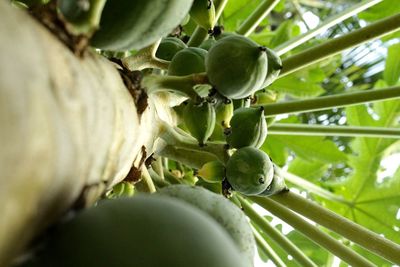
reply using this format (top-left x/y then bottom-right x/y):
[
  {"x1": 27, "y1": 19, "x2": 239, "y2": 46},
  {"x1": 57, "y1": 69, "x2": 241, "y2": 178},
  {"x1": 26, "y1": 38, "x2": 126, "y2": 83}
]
[
  {"x1": 16, "y1": 0, "x2": 288, "y2": 266},
  {"x1": 20, "y1": 185, "x2": 255, "y2": 267}
]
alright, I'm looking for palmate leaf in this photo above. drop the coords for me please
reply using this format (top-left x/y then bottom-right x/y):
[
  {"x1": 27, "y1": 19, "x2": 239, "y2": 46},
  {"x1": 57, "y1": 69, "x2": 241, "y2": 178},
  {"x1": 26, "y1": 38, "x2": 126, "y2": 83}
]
[
  {"x1": 222, "y1": 0, "x2": 261, "y2": 32},
  {"x1": 383, "y1": 43, "x2": 400, "y2": 86},
  {"x1": 319, "y1": 83, "x2": 400, "y2": 265},
  {"x1": 288, "y1": 157, "x2": 328, "y2": 182},
  {"x1": 266, "y1": 135, "x2": 347, "y2": 164}
]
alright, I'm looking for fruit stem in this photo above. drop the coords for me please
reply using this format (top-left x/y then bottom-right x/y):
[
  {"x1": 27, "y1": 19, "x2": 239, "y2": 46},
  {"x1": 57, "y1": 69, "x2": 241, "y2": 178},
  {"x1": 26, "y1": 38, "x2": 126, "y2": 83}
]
[
  {"x1": 140, "y1": 167, "x2": 156, "y2": 193},
  {"x1": 268, "y1": 191, "x2": 400, "y2": 264},
  {"x1": 187, "y1": 27, "x2": 210, "y2": 47},
  {"x1": 142, "y1": 73, "x2": 209, "y2": 100},
  {"x1": 274, "y1": 0, "x2": 383, "y2": 56},
  {"x1": 249, "y1": 195, "x2": 376, "y2": 267},
  {"x1": 122, "y1": 39, "x2": 170, "y2": 71},
  {"x1": 279, "y1": 13, "x2": 400, "y2": 77},
  {"x1": 159, "y1": 123, "x2": 229, "y2": 165},
  {"x1": 239, "y1": 196, "x2": 318, "y2": 267},
  {"x1": 236, "y1": 0, "x2": 281, "y2": 36},
  {"x1": 269, "y1": 123, "x2": 400, "y2": 138},
  {"x1": 252, "y1": 226, "x2": 286, "y2": 267},
  {"x1": 157, "y1": 145, "x2": 217, "y2": 169},
  {"x1": 148, "y1": 169, "x2": 170, "y2": 189},
  {"x1": 151, "y1": 157, "x2": 165, "y2": 180},
  {"x1": 257, "y1": 86, "x2": 400, "y2": 116}
]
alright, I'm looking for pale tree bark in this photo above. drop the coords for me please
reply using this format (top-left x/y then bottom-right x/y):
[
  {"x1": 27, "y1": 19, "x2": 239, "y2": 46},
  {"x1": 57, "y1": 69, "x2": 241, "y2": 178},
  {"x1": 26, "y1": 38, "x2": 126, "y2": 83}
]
[{"x1": 0, "y1": 2, "x2": 174, "y2": 266}]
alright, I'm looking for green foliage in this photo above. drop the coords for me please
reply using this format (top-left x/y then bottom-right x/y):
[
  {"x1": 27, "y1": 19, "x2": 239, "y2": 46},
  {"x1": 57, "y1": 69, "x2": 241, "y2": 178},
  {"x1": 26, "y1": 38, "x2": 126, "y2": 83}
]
[{"x1": 384, "y1": 43, "x2": 400, "y2": 86}]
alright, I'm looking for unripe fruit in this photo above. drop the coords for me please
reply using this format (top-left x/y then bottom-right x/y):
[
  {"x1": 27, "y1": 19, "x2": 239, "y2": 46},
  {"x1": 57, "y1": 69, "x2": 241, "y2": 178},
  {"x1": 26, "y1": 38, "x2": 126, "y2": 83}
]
[
  {"x1": 206, "y1": 35, "x2": 268, "y2": 99},
  {"x1": 189, "y1": 0, "x2": 216, "y2": 31},
  {"x1": 91, "y1": 0, "x2": 193, "y2": 51},
  {"x1": 199, "y1": 37, "x2": 217, "y2": 51},
  {"x1": 159, "y1": 185, "x2": 256, "y2": 266},
  {"x1": 168, "y1": 47, "x2": 207, "y2": 76},
  {"x1": 226, "y1": 147, "x2": 274, "y2": 195},
  {"x1": 183, "y1": 100, "x2": 216, "y2": 146},
  {"x1": 258, "y1": 163, "x2": 287, "y2": 196},
  {"x1": 24, "y1": 196, "x2": 248, "y2": 267},
  {"x1": 197, "y1": 160, "x2": 225, "y2": 183},
  {"x1": 253, "y1": 90, "x2": 277, "y2": 105},
  {"x1": 261, "y1": 47, "x2": 282, "y2": 88},
  {"x1": 156, "y1": 37, "x2": 187, "y2": 61},
  {"x1": 226, "y1": 107, "x2": 267, "y2": 149}
]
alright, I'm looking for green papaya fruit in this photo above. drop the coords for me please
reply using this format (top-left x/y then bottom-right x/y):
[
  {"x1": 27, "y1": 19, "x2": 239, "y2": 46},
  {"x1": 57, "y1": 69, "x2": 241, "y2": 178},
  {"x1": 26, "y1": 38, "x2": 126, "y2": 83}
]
[
  {"x1": 156, "y1": 37, "x2": 187, "y2": 61},
  {"x1": 183, "y1": 100, "x2": 216, "y2": 146},
  {"x1": 159, "y1": 184, "x2": 256, "y2": 266},
  {"x1": 226, "y1": 147, "x2": 274, "y2": 195},
  {"x1": 253, "y1": 90, "x2": 277, "y2": 105},
  {"x1": 226, "y1": 107, "x2": 267, "y2": 149},
  {"x1": 24, "y1": 196, "x2": 248, "y2": 267},
  {"x1": 189, "y1": 0, "x2": 216, "y2": 31},
  {"x1": 214, "y1": 97, "x2": 234, "y2": 128},
  {"x1": 261, "y1": 47, "x2": 282, "y2": 88},
  {"x1": 197, "y1": 160, "x2": 225, "y2": 183},
  {"x1": 258, "y1": 163, "x2": 288, "y2": 196},
  {"x1": 91, "y1": 0, "x2": 193, "y2": 51},
  {"x1": 107, "y1": 182, "x2": 134, "y2": 198},
  {"x1": 168, "y1": 47, "x2": 208, "y2": 76},
  {"x1": 199, "y1": 37, "x2": 217, "y2": 50},
  {"x1": 206, "y1": 35, "x2": 268, "y2": 99}
]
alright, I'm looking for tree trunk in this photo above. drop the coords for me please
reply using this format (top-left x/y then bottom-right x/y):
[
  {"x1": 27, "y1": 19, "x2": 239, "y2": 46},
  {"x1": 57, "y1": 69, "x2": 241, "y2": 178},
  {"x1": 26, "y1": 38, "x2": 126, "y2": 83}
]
[{"x1": 0, "y1": 2, "x2": 173, "y2": 266}]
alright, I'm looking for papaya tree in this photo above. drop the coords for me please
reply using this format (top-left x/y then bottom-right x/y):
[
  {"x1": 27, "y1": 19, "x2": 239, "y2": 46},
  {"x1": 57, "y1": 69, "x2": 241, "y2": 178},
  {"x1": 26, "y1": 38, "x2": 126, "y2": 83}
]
[{"x1": 1, "y1": 0, "x2": 400, "y2": 266}]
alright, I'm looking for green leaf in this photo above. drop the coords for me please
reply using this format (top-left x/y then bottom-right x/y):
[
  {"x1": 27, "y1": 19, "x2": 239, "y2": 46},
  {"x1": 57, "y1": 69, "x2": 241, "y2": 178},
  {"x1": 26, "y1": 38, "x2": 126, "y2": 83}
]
[
  {"x1": 358, "y1": 0, "x2": 400, "y2": 22},
  {"x1": 318, "y1": 84, "x2": 400, "y2": 265},
  {"x1": 222, "y1": 0, "x2": 260, "y2": 32},
  {"x1": 288, "y1": 157, "x2": 328, "y2": 182},
  {"x1": 268, "y1": 21, "x2": 299, "y2": 48},
  {"x1": 269, "y1": 135, "x2": 348, "y2": 164},
  {"x1": 268, "y1": 74, "x2": 325, "y2": 98},
  {"x1": 262, "y1": 135, "x2": 289, "y2": 166},
  {"x1": 383, "y1": 43, "x2": 400, "y2": 86}
]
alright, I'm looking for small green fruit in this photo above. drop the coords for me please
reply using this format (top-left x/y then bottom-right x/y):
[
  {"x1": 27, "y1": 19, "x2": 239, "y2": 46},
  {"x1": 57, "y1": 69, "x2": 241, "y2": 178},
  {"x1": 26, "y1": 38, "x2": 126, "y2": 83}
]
[
  {"x1": 258, "y1": 163, "x2": 288, "y2": 196},
  {"x1": 197, "y1": 160, "x2": 225, "y2": 183},
  {"x1": 183, "y1": 100, "x2": 216, "y2": 146},
  {"x1": 189, "y1": 0, "x2": 216, "y2": 31},
  {"x1": 156, "y1": 37, "x2": 187, "y2": 61},
  {"x1": 226, "y1": 107, "x2": 267, "y2": 149},
  {"x1": 199, "y1": 38, "x2": 217, "y2": 51},
  {"x1": 168, "y1": 47, "x2": 207, "y2": 76},
  {"x1": 206, "y1": 35, "x2": 268, "y2": 99},
  {"x1": 226, "y1": 147, "x2": 274, "y2": 195},
  {"x1": 262, "y1": 47, "x2": 282, "y2": 88},
  {"x1": 91, "y1": 0, "x2": 193, "y2": 51}
]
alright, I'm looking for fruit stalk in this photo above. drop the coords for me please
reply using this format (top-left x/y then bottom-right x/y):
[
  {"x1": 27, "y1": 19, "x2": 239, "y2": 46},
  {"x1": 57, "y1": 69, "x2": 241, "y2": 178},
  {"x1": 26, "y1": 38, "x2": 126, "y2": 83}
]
[
  {"x1": 122, "y1": 39, "x2": 170, "y2": 71},
  {"x1": 252, "y1": 227, "x2": 286, "y2": 267},
  {"x1": 268, "y1": 191, "x2": 400, "y2": 264},
  {"x1": 279, "y1": 13, "x2": 400, "y2": 77},
  {"x1": 274, "y1": 0, "x2": 383, "y2": 55},
  {"x1": 259, "y1": 86, "x2": 400, "y2": 116},
  {"x1": 250, "y1": 195, "x2": 376, "y2": 267},
  {"x1": 268, "y1": 123, "x2": 400, "y2": 138},
  {"x1": 142, "y1": 73, "x2": 209, "y2": 99},
  {"x1": 239, "y1": 197, "x2": 318, "y2": 267}
]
